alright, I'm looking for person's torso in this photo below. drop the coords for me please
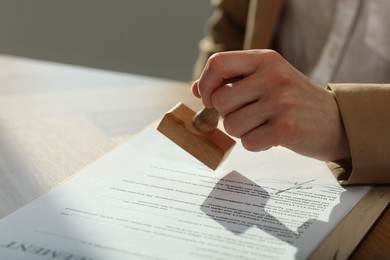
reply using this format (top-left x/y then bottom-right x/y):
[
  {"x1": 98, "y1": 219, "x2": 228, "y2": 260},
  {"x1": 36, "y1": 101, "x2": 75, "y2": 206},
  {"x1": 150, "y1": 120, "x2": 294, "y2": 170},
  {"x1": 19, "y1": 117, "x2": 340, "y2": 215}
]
[{"x1": 273, "y1": 0, "x2": 390, "y2": 86}]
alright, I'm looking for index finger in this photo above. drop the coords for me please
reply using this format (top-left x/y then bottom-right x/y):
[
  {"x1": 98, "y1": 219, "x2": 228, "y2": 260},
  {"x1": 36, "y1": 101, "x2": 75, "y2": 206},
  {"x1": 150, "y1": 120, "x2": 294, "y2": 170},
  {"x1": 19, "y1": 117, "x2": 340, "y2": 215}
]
[{"x1": 197, "y1": 50, "x2": 265, "y2": 107}]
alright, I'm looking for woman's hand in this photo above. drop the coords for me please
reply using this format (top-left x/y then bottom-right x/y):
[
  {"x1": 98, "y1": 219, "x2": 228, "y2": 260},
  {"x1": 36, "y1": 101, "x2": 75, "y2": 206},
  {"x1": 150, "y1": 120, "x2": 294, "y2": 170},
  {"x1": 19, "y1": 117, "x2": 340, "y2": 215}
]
[{"x1": 192, "y1": 50, "x2": 350, "y2": 161}]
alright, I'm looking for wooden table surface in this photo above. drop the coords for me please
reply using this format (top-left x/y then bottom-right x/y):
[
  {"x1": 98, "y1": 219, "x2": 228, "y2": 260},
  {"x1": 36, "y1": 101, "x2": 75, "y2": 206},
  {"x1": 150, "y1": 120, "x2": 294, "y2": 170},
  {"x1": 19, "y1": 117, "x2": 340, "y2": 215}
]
[{"x1": 0, "y1": 54, "x2": 388, "y2": 259}]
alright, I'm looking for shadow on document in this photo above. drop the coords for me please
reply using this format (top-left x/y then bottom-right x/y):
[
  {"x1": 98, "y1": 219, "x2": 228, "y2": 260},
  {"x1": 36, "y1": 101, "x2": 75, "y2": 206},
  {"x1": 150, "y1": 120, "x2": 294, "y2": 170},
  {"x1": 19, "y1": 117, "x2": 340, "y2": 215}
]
[
  {"x1": 200, "y1": 171, "x2": 352, "y2": 258},
  {"x1": 200, "y1": 171, "x2": 298, "y2": 245}
]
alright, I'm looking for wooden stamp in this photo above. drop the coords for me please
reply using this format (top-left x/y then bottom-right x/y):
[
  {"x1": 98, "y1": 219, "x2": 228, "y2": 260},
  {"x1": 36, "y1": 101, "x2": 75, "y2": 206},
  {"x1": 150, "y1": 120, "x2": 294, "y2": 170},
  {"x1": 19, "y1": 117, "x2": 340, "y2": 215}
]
[{"x1": 157, "y1": 103, "x2": 236, "y2": 170}]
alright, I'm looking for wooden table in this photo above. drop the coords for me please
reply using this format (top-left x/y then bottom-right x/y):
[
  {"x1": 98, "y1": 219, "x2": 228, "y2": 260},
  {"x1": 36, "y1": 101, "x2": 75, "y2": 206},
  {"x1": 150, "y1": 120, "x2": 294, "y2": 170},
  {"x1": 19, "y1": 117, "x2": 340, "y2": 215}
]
[{"x1": 0, "y1": 54, "x2": 388, "y2": 259}]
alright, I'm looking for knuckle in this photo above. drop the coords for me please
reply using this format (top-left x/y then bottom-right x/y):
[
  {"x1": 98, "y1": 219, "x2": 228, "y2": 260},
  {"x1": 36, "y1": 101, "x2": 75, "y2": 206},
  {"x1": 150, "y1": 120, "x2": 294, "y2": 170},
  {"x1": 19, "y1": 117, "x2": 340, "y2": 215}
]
[
  {"x1": 273, "y1": 71, "x2": 295, "y2": 87},
  {"x1": 260, "y1": 49, "x2": 283, "y2": 63},
  {"x1": 223, "y1": 116, "x2": 240, "y2": 137},
  {"x1": 241, "y1": 135, "x2": 260, "y2": 152},
  {"x1": 258, "y1": 51, "x2": 295, "y2": 82},
  {"x1": 206, "y1": 52, "x2": 225, "y2": 71}
]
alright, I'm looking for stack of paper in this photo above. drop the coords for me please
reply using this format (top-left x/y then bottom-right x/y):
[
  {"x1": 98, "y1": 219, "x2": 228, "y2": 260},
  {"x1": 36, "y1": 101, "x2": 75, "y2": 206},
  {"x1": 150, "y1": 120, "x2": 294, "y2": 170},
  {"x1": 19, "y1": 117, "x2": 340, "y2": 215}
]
[{"x1": 0, "y1": 129, "x2": 370, "y2": 259}]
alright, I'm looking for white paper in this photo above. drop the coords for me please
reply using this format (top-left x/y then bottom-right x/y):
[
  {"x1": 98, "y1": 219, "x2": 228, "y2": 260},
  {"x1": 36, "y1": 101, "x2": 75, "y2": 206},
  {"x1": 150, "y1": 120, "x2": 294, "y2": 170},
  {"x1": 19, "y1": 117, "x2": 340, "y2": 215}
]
[{"x1": 0, "y1": 129, "x2": 370, "y2": 259}]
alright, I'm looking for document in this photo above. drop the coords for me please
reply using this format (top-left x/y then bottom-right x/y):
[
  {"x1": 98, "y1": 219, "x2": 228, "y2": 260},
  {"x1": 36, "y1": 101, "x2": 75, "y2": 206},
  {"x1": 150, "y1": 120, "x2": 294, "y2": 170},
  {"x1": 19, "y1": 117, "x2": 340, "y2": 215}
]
[{"x1": 0, "y1": 129, "x2": 370, "y2": 259}]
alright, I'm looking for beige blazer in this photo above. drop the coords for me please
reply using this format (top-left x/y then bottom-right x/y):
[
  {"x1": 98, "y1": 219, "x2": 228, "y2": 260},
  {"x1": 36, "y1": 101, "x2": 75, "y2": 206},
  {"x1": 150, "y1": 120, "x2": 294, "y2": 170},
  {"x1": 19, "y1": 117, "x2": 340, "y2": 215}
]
[{"x1": 195, "y1": 0, "x2": 390, "y2": 185}]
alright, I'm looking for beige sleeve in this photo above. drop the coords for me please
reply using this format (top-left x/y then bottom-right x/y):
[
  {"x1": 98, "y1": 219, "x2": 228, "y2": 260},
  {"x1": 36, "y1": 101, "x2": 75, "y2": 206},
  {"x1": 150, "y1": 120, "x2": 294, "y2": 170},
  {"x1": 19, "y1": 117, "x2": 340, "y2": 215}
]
[
  {"x1": 193, "y1": 0, "x2": 250, "y2": 79},
  {"x1": 327, "y1": 83, "x2": 390, "y2": 185}
]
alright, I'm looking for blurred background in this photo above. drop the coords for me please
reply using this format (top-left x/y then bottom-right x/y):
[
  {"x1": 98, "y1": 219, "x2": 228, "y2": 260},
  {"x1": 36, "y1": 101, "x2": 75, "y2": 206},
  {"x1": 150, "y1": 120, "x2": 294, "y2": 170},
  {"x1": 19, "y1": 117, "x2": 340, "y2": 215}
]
[{"x1": 0, "y1": 0, "x2": 212, "y2": 81}]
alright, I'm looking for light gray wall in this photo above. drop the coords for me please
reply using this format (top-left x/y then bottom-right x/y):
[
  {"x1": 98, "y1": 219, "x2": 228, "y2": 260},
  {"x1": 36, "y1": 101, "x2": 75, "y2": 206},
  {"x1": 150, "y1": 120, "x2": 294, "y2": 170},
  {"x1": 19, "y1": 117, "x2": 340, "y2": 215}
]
[{"x1": 0, "y1": 0, "x2": 212, "y2": 81}]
